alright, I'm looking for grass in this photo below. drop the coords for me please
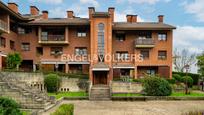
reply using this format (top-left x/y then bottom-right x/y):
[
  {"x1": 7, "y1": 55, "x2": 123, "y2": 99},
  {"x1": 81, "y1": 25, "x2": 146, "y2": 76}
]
[
  {"x1": 112, "y1": 91, "x2": 204, "y2": 97},
  {"x1": 170, "y1": 92, "x2": 204, "y2": 97},
  {"x1": 48, "y1": 91, "x2": 88, "y2": 99}
]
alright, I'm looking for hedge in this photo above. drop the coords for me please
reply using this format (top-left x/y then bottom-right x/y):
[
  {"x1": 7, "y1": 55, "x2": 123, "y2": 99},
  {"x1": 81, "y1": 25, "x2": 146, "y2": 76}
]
[
  {"x1": 173, "y1": 72, "x2": 200, "y2": 85},
  {"x1": 51, "y1": 104, "x2": 74, "y2": 115}
]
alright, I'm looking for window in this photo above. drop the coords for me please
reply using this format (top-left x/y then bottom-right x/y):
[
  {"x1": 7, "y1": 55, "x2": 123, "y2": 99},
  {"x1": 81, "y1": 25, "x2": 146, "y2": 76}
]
[
  {"x1": 0, "y1": 37, "x2": 6, "y2": 47},
  {"x1": 77, "y1": 30, "x2": 87, "y2": 37},
  {"x1": 21, "y1": 43, "x2": 30, "y2": 51},
  {"x1": 36, "y1": 47, "x2": 43, "y2": 55},
  {"x1": 75, "y1": 47, "x2": 87, "y2": 56},
  {"x1": 10, "y1": 40, "x2": 15, "y2": 50},
  {"x1": 50, "y1": 47, "x2": 63, "y2": 55},
  {"x1": 41, "y1": 32, "x2": 48, "y2": 41},
  {"x1": 116, "y1": 51, "x2": 129, "y2": 61},
  {"x1": 18, "y1": 27, "x2": 32, "y2": 34},
  {"x1": 158, "y1": 33, "x2": 167, "y2": 41},
  {"x1": 140, "y1": 50, "x2": 149, "y2": 59},
  {"x1": 138, "y1": 31, "x2": 152, "y2": 39},
  {"x1": 147, "y1": 69, "x2": 156, "y2": 75},
  {"x1": 158, "y1": 51, "x2": 167, "y2": 60},
  {"x1": 98, "y1": 23, "x2": 105, "y2": 62},
  {"x1": 115, "y1": 33, "x2": 125, "y2": 41}
]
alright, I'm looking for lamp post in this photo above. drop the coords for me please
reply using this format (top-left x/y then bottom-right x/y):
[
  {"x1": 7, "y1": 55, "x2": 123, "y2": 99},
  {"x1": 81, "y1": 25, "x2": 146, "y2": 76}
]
[{"x1": 184, "y1": 64, "x2": 190, "y2": 94}]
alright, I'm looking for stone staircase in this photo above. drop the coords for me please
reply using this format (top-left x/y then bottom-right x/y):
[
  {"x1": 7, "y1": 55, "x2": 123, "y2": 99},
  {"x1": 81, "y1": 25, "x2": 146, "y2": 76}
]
[
  {"x1": 89, "y1": 85, "x2": 111, "y2": 101},
  {"x1": 0, "y1": 72, "x2": 53, "y2": 110}
]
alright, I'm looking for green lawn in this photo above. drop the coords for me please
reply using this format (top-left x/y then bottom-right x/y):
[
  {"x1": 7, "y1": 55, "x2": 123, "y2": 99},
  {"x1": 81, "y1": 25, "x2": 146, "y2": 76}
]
[
  {"x1": 48, "y1": 91, "x2": 88, "y2": 99},
  {"x1": 112, "y1": 91, "x2": 204, "y2": 97},
  {"x1": 170, "y1": 92, "x2": 204, "y2": 97}
]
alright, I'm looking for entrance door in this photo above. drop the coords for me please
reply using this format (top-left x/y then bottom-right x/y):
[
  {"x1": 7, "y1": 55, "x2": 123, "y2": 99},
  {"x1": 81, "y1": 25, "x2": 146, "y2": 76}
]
[{"x1": 93, "y1": 71, "x2": 107, "y2": 85}]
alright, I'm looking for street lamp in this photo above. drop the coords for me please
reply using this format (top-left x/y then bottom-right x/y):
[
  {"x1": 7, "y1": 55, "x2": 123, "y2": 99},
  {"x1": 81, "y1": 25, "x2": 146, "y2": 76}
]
[{"x1": 184, "y1": 64, "x2": 190, "y2": 94}]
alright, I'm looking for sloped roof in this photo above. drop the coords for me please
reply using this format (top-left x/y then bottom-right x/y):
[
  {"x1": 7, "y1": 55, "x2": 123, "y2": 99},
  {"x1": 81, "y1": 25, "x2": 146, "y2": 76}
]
[
  {"x1": 23, "y1": 18, "x2": 90, "y2": 25},
  {"x1": 113, "y1": 22, "x2": 176, "y2": 30}
]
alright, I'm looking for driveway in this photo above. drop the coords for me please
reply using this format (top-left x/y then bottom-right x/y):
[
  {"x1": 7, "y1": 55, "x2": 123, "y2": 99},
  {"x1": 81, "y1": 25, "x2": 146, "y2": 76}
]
[{"x1": 42, "y1": 100, "x2": 204, "y2": 115}]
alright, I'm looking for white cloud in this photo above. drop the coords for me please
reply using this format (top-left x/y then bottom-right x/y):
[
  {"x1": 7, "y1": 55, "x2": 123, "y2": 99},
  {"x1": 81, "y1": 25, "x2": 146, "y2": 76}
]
[
  {"x1": 79, "y1": 0, "x2": 99, "y2": 7},
  {"x1": 183, "y1": 0, "x2": 204, "y2": 22},
  {"x1": 174, "y1": 26, "x2": 204, "y2": 54},
  {"x1": 29, "y1": 0, "x2": 64, "y2": 4},
  {"x1": 49, "y1": 7, "x2": 66, "y2": 18},
  {"x1": 115, "y1": 12, "x2": 144, "y2": 22}
]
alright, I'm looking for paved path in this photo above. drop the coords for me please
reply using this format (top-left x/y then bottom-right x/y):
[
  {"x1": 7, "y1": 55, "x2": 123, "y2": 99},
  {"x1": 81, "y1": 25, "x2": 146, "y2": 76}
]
[{"x1": 42, "y1": 100, "x2": 204, "y2": 115}]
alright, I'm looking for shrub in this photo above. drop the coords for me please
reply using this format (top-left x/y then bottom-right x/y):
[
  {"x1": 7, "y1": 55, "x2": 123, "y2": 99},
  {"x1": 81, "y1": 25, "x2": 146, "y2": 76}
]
[
  {"x1": 142, "y1": 76, "x2": 172, "y2": 96},
  {"x1": 77, "y1": 79, "x2": 89, "y2": 92},
  {"x1": 167, "y1": 77, "x2": 176, "y2": 84},
  {"x1": 51, "y1": 104, "x2": 74, "y2": 115},
  {"x1": 172, "y1": 74, "x2": 182, "y2": 82},
  {"x1": 44, "y1": 74, "x2": 61, "y2": 93},
  {"x1": 173, "y1": 72, "x2": 200, "y2": 85},
  {"x1": 0, "y1": 97, "x2": 22, "y2": 115},
  {"x1": 182, "y1": 76, "x2": 194, "y2": 87},
  {"x1": 6, "y1": 52, "x2": 22, "y2": 70}
]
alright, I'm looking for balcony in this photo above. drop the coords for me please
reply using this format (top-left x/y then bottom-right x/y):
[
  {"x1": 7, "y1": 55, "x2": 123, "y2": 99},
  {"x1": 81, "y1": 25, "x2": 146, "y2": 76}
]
[
  {"x1": 135, "y1": 39, "x2": 155, "y2": 48},
  {"x1": 39, "y1": 35, "x2": 68, "y2": 44},
  {"x1": 0, "y1": 19, "x2": 8, "y2": 33}
]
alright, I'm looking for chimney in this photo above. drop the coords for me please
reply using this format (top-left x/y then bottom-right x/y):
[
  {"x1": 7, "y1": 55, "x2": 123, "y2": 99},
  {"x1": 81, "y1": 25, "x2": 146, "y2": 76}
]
[
  {"x1": 108, "y1": 7, "x2": 115, "y2": 22},
  {"x1": 132, "y1": 15, "x2": 137, "y2": 23},
  {"x1": 126, "y1": 15, "x2": 132, "y2": 23},
  {"x1": 67, "y1": 11, "x2": 74, "y2": 18},
  {"x1": 88, "y1": 7, "x2": 95, "y2": 19},
  {"x1": 158, "y1": 15, "x2": 164, "y2": 23},
  {"x1": 30, "y1": 6, "x2": 39, "y2": 15},
  {"x1": 8, "y1": 3, "x2": 18, "y2": 13},
  {"x1": 42, "y1": 11, "x2": 48, "y2": 19}
]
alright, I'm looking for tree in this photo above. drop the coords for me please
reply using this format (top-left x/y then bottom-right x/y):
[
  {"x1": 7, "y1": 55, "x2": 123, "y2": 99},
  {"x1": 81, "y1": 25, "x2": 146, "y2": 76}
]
[
  {"x1": 44, "y1": 74, "x2": 61, "y2": 93},
  {"x1": 197, "y1": 53, "x2": 204, "y2": 91},
  {"x1": 0, "y1": 97, "x2": 22, "y2": 115},
  {"x1": 173, "y1": 48, "x2": 196, "y2": 72},
  {"x1": 6, "y1": 52, "x2": 22, "y2": 70}
]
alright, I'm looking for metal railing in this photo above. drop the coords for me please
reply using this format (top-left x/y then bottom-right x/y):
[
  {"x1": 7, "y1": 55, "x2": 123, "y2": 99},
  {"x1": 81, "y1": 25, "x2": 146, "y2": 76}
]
[
  {"x1": 0, "y1": 19, "x2": 8, "y2": 32},
  {"x1": 41, "y1": 35, "x2": 65, "y2": 41},
  {"x1": 135, "y1": 39, "x2": 155, "y2": 45}
]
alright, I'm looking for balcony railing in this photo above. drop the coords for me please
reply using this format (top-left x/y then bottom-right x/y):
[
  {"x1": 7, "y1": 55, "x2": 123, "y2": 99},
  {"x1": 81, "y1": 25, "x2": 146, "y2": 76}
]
[
  {"x1": 135, "y1": 39, "x2": 155, "y2": 48},
  {"x1": 0, "y1": 19, "x2": 8, "y2": 33},
  {"x1": 39, "y1": 35, "x2": 68, "y2": 44}
]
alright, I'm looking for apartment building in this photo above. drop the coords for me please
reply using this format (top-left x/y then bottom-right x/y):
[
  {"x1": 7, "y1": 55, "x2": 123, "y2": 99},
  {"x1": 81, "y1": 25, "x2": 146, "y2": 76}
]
[{"x1": 0, "y1": 1, "x2": 176, "y2": 85}]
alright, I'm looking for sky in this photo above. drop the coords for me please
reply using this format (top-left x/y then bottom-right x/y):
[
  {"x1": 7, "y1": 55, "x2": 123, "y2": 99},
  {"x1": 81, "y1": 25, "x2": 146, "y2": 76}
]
[{"x1": 2, "y1": 0, "x2": 204, "y2": 73}]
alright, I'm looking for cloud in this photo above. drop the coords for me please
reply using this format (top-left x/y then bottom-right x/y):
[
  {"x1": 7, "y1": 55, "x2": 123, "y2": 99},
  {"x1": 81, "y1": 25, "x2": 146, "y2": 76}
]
[
  {"x1": 174, "y1": 26, "x2": 204, "y2": 54},
  {"x1": 116, "y1": 0, "x2": 171, "y2": 5},
  {"x1": 29, "y1": 0, "x2": 64, "y2": 4},
  {"x1": 79, "y1": 0, "x2": 99, "y2": 7},
  {"x1": 49, "y1": 7, "x2": 66, "y2": 18},
  {"x1": 115, "y1": 11, "x2": 144, "y2": 22},
  {"x1": 183, "y1": 0, "x2": 204, "y2": 22}
]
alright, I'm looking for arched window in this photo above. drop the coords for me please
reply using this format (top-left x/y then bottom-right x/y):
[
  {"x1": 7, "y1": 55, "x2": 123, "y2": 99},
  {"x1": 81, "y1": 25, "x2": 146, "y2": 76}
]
[{"x1": 98, "y1": 23, "x2": 105, "y2": 62}]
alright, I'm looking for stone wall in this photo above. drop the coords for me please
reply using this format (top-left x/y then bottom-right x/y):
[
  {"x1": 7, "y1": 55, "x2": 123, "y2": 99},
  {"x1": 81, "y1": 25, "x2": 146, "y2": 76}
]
[
  {"x1": 2, "y1": 72, "x2": 86, "y2": 92},
  {"x1": 111, "y1": 81, "x2": 143, "y2": 93}
]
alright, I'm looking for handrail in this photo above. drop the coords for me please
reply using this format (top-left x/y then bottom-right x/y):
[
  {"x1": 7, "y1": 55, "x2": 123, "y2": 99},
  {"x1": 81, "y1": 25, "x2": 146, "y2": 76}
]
[
  {"x1": 0, "y1": 72, "x2": 50, "y2": 102},
  {"x1": 135, "y1": 39, "x2": 155, "y2": 45},
  {"x1": 41, "y1": 35, "x2": 65, "y2": 41}
]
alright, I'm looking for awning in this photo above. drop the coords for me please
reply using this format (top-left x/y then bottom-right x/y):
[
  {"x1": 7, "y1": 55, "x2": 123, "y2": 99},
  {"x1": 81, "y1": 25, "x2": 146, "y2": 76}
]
[
  {"x1": 92, "y1": 63, "x2": 110, "y2": 71},
  {"x1": 113, "y1": 64, "x2": 135, "y2": 69}
]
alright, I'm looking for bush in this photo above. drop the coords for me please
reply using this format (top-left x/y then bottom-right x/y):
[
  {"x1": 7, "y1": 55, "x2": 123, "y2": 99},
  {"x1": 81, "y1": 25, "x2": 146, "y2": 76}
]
[
  {"x1": 182, "y1": 76, "x2": 194, "y2": 87},
  {"x1": 77, "y1": 79, "x2": 89, "y2": 92},
  {"x1": 173, "y1": 72, "x2": 200, "y2": 85},
  {"x1": 44, "y1": 74, "x2": 61, "y2": 93},
  {"x1": 6, "y1": 52, "x2": 22, "y2": 70},
  {"x1": 51, "y1": 104, "x2": 74, "y2": 115},
  {"x1": 0, "y1": 97, "x2": 22, "y2": 115},
  {"x1": 142, "y1": 76, "x2": 172, "y2": 96},
  {"x1": 167, "y1": 77, "x2": 176, "y2": 84},
  {"x1": 172, "y1": 74, "x2": 182, "y2": 82}
]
